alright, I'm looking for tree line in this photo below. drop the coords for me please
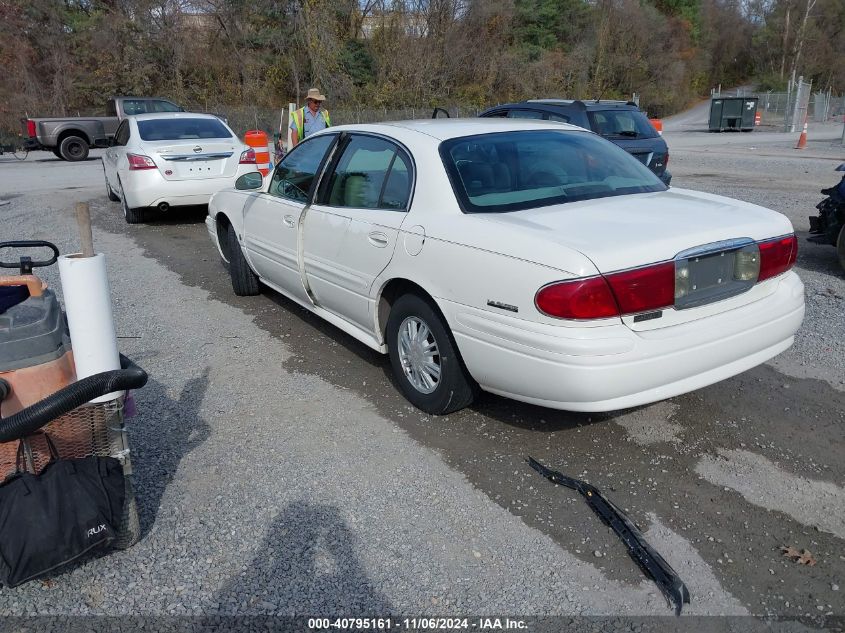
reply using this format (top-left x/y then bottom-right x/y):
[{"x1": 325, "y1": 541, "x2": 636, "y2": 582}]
[{"x1": 1, "y1": 0, "x2": 843, "y2": 134}]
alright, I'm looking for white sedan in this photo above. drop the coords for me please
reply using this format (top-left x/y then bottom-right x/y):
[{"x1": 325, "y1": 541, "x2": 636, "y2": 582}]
[
  {"x1": 103, "y1": 112, "x2": 257, "y2": 224},
  {"x1": 206, "y1": 119, "x2": 804, "y2": 415}
]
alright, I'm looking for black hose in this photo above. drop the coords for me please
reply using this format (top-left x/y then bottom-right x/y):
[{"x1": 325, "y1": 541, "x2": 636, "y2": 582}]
[{"x1": 0, "y1": 354, "x2": 147, "y2": 443}]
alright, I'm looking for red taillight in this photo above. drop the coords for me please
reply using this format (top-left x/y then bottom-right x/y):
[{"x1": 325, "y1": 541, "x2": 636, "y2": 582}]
[
  {"x1": 758, "y1": 234, "x2": 797, "y2": 281},
  {"x1": 537, "y1": 235, "x2": 796, "y2": 321},
  {"x1": 239, "y1": 148, "x2": 256, "y2": 164},
  {"x1": 605, "y1": 261, "x2": 675, "y2": 314},
  {"x1": 127, "y1": 153, "x2": 157, "y2": 170},
  {"x1": 536, "y1": 277, "x2": 620, "y2": 320},
  {"x1": 26, "y1": 120, "x2": 36, "y2": 137},
  {"x1": 536, "y1": 262, "x2": 675, "y2": 320}
]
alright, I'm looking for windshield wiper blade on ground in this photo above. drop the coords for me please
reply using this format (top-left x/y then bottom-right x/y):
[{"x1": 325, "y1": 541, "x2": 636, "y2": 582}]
[{"x1": 526, "y1": 456, "x2": 691, "y2": 616}]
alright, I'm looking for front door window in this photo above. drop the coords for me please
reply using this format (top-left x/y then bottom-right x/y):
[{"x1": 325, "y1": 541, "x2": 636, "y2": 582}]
[{"x1": 270, "y1": 135, "x2": 335, "y2": 203}]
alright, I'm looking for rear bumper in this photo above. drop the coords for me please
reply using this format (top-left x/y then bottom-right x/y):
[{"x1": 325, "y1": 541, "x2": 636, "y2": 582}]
[
  {"x1": 444, "y1": 271, "x2": 804, "y2": 412},
  {"x1": 121, "y1": 169, "x2": 247, "y2": 209}
]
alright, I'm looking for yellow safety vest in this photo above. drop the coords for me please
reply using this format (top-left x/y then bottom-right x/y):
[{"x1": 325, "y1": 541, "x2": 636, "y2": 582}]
[{"x1": 292, "y1": 108, "x2": 331, "y2": 140}]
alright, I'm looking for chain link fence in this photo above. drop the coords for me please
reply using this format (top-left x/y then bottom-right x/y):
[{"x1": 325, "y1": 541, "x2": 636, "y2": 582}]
[{"x1": 724, "y1": 85, "x2": 844, "y2": 130}]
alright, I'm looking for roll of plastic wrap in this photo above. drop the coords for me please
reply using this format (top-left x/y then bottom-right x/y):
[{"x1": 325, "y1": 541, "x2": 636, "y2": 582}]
[{"x1": 58, "y1": 253, "x2": 121, "y2": 402}]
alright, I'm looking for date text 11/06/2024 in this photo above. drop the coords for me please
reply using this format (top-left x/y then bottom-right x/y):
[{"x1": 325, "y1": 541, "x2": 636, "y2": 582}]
[{"x1": 307, "y1": 618, "x2": 528, "y2": 630}]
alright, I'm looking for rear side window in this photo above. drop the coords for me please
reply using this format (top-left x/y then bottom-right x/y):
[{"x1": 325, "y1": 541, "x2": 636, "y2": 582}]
[
  {"x1": 587, "y1": 110, "x2": 657, "y2": 139},
  {"x1": 321, "y1": 135, "x2": 411, "y2": 210},
  {"x1": 122, "y1": 100, "x2": 148, "y2": 116},
  {"x1": 136, "y1": 118, "x2": 234, "y2": 141},
  {"x1": 149, "y1": 100, "x2": 182, "y2": 113}
]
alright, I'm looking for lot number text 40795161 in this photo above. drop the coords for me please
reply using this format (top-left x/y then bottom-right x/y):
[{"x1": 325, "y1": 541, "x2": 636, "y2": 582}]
[{"x1": 307, "y1": 617, "x2": 528, "y2": 630}]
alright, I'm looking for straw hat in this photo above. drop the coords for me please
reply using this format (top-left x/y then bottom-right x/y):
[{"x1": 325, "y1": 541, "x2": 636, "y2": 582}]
[{"x1": 306, "y1": 88, "x2": 326, "y2": 102}]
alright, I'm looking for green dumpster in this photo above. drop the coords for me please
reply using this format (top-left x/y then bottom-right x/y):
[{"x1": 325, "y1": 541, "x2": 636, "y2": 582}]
[{"x1": 708, "y1": 97, "x2": 759, "y2": 132}]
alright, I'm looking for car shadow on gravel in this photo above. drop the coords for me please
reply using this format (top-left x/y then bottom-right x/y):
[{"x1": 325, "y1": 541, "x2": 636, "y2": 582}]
[
  {"x1": 795, "y1": 230, "x2": 844, "y2": 278},
  {"x1": 258, "y1": 279, "x2": 611, "y2": 434},
  {"x1": 143, "y1": 206, "x2": 209, "y2": 226},
  {"x1": 212, "y1": 502, "x2": 392, "y2": 615},
  {"x1": 129, "y1": 205, "x2": 209, "y2": 227},
  {"x1": 102, "y1": 204, "x2": 210, "y2": 227},
  {"x1": 468, "y1": 392, "x2": 613, "y2": 432},
  {"x1": 263, "y1": 288, "x2": 388, "y2": 369},
  {"x1": 129, "y1": 369, "x2": 212, "y2": 538}
]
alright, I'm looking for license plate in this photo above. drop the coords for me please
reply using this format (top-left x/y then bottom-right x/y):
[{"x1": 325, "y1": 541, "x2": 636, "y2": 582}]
[
  {"x1": 674, "y1": 241, "x2": 758, "y2": 309},
  {"x1": 171, "y1": 159, "x2": 227, "y2": 179}
]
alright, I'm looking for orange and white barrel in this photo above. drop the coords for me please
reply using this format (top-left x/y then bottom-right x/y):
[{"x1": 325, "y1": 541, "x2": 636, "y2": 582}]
[
  {"x1": 244, "y1": 130, "x2": 271, "y2": 176},
  {"x1": 755, "y1": 112, "x2": 761, "y2": 126},
  {"x1": 649, "y1": 118, "x2": 663, "y2": 135}
]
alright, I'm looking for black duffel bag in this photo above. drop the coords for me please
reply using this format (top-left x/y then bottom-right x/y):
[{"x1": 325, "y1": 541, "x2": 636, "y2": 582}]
[{"x1": 0, "y1": 435, "x2": 125, "y2": 587}]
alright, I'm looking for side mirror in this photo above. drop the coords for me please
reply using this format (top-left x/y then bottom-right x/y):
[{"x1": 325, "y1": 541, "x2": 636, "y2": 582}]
[{"x1": 235, "y1": 172, "x2": 264, "y2": 190}]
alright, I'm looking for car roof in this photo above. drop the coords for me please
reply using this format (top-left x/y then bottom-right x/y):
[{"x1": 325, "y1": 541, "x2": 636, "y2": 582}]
[
  {"x1": 489, "y1": 99, "x2": 641, "y2": 111},
  {"x1": 326, "y1": 117, "x2": 587, "y2": 141},
  {"x1": 130, "y1": 112, "x2": 222, "y2": 122}
]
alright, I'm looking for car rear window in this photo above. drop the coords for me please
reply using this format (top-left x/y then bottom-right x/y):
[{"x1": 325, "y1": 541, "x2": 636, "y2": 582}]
[
  {"x1": 441, "y1": 130, "x2": 666, "y2": 214},
  {"x1": 137, "y1": 118, "x2": 233, "y2": 141},
  {"x1": 587, "y1": 109, "x2": 657, "y2": 139}
]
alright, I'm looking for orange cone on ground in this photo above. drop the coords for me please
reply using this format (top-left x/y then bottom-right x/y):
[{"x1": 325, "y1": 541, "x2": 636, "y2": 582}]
[
  {"x1": 244, "y1": 130, "x2": 271, "y2": 176},
  {"x1": 795, "y1": 120, "x2": 808, "y2": 150}
]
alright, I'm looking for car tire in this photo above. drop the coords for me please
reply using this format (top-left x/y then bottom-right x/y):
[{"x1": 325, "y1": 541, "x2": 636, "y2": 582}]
[
  {"x1": 58, "y1": 135, "x2": 89, "y2": 162},
  {"x1": 386, "y1": 293, "x2": 477, "y2": 415},
  {"x1": 837, "y1": 225, "x2": 845, "y2": 273},
  {"x1": 52, "y1": 146, "x2": 64, "y2": 160},
  {"x1": 118, "y1": 178, "x2": 146, "y2": 224},
  {"x1": 226, "y1": 223, "x2": 260, "y2": 296}
]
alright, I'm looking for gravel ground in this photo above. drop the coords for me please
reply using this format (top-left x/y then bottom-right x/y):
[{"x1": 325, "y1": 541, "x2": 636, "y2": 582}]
[
  {"x1": 665, "y1": 127, "x2": 845, "y2": 388},
  {"x1": 0, "y1": 127, "x2": 843, "y2": 631},
  {"x1": 1, "y1": 191, "x2": 727, "y2": 619}
]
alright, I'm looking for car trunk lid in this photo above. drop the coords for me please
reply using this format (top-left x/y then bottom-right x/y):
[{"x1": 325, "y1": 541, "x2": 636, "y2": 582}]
[
  {"x1": 475, "y1": 188, "x2": 795, "y2": 329},
  {"x1": 142, "y1": 140, "x2": 240, "y2": 181}
]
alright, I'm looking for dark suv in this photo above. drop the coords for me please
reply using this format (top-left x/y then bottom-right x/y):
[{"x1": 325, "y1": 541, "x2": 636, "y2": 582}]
[{"x1": 479, "y1": 99, "x2": 671, "y2": 185}]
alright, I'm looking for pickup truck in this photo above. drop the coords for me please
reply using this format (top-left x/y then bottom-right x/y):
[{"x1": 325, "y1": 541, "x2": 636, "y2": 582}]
[{"x1": 20, "y1": 96, "x2": 183, "y2": 161}]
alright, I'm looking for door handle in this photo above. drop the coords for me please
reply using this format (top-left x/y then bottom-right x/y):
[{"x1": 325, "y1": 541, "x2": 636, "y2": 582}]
[
  {"x1": 368, "y1": 231, "x2": 389, "y2": 248},
  {"x1": 283, "y1": 215, "x2": 296, "y2": 228}
]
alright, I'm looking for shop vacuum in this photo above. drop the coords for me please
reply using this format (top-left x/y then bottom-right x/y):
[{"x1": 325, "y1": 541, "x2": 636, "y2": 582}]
[{"x1": 0, "y1": 218, "x2": 148, "y2": 585}]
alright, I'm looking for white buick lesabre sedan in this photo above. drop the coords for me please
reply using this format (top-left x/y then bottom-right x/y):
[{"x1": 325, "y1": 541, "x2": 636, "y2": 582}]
[
  {"x1": 206, "y1": 119, "x2": 804, "y2": 415},
  {"x1": 104, "y1": 112, "x2": 256, "y2": 224}
]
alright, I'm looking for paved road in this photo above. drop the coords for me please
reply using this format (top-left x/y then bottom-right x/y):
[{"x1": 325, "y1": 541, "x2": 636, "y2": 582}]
[{"x1": 0, "y1": 130, "x2": 842, "y2": 627}]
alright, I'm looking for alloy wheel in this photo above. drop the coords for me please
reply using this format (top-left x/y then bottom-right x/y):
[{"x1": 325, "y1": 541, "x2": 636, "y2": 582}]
[{"x1": 397, "y1": 316, "x2": 441, "y2": 394}]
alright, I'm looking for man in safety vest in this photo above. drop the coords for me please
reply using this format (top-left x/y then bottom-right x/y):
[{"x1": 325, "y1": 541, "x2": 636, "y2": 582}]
[{"x1": 289, "y1": 88, "x2": 331, "y2": 148}]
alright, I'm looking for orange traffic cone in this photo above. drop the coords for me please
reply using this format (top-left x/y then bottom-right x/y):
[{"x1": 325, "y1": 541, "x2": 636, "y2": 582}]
[{"x1": 795, "y1": 120, "x2": 808, "y2": 149}]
